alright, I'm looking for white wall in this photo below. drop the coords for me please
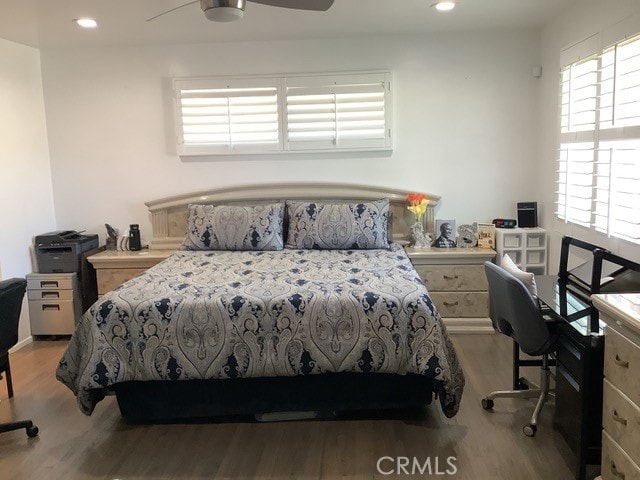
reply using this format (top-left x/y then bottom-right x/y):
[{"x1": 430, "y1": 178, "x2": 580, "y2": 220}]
[
  {"x1": 539, "y1": 0, "x2": 640, "y2": 271},
  {"x1": 0, "y1": 38, "x2": 56, "y2": 342},
  {"x1": 40, "y1": 29, "x2": 542, "y2": 246}
]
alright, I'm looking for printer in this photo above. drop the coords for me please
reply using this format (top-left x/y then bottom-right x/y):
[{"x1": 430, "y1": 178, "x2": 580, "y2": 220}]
[{"x1": 35, "y1": 230, "x2": 99, "y2": 274}]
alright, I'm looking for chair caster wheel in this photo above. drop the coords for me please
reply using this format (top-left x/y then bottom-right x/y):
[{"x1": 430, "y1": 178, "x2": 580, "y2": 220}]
[
  {"x1": 523, "y1": 424, "x2": 536, "y2": 437},
  {"x1": 517, "y1": 377, "x2": 530, "y2": 390},
  {"x1": 481, "y1": 398, "x2": 494, "y2": 410},
  {"x1": 26, "y1": 425, "x2": 39, "y2": 438}
]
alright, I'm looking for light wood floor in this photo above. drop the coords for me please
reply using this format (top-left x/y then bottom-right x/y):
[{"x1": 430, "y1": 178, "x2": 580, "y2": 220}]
[{"x1": 0, "y1": 335, "x2": 588, "y2": 479}]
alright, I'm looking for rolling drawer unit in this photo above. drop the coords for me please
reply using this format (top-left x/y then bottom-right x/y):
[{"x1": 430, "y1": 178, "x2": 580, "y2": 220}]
[
  {"x1": 27, "y1": 272, "x2": 81, "y2": 335},
  {"x1": 405, "y1": 247, "x2": 496, "y2": 333},
  {"x1": 592, "y1": 294, "x2": 640, "y2": 480}
]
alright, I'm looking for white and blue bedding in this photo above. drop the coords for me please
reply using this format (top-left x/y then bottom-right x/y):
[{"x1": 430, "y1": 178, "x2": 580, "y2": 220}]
[{"x1": 57, "y1": 244, "x2": 464, "y2": 417}]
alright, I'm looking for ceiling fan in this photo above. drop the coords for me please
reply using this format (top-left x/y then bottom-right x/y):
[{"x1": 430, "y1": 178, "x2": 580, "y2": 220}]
[{"x1": 147, "y1": 0, "x2": 335, "y2": 23}]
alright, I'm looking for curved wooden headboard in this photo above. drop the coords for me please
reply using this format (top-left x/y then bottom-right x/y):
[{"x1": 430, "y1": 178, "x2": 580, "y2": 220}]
[{"x1": 145, "y1": 183, "x2": 440, "y2": 250}]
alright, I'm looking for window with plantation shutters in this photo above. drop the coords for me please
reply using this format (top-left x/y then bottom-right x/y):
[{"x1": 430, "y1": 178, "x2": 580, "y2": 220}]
[
  {"x1": 556, "y1": 31, "x2": 640, "y2": 245},
  {"x1": 174, "y1": 78, "x2": 281, "y2": 155},
  {"x1": 284, "y1": 73, "x2": 391, "y2": 151},
  {"x1": 173, "y1": 71, "x2": 392, "y2": 156}
]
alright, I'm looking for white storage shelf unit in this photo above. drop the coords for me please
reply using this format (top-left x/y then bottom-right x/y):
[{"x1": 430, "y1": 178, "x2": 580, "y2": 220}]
[{"x1": 495, "y1": 227, "x2": 547, "y2": 275}]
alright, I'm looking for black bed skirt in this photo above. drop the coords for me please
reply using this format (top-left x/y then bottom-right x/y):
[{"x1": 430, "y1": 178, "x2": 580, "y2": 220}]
[{"x1": 112, "y1": 373, "x2": 437, "y2": 423}]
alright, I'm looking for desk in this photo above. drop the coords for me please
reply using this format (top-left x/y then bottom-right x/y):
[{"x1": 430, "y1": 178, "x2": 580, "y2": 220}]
[{"x1": 536, "y1": 275, "x2": 605, "y2": 480}]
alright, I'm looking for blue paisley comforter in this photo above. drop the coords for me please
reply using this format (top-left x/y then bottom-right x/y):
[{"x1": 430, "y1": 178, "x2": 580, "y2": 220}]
[{"x1": 56, "y1": 244, "x2": 464, "y2": 417}]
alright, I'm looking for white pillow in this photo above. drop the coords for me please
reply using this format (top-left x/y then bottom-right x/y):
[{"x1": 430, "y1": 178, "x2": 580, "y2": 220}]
[{"x1": 500, "y1": 254, "x2": 538, "y2": 297}]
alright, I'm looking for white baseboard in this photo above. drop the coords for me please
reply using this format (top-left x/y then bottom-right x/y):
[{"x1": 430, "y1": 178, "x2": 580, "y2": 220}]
[
  {"x1": 9, "y1": 336, "x2": 33, "y2": 353},
  {"x1": 442, "y1": 317, "x2": 494, "y2": 334}
]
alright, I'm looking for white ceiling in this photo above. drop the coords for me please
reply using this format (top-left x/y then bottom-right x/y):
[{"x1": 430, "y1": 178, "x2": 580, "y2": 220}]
[{"x1": 0, "y1": 0, "x2": 578, "y2": 50}]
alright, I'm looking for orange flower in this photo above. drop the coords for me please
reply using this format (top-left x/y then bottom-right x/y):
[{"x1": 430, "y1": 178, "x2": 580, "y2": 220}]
[
  {"x1": 406, "y1": 193, "x2": 429, "y2": 223},
  {"x1": 407, "y1": 193, "x2": 427, "y2": 206}
]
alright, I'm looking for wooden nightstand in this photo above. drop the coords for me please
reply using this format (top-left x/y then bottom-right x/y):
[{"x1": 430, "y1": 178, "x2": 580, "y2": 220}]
[
  {"x1": 87, "y1": 249, "x2": 174, "y2": 296},
  {"x1": 405, "y1": 247, "x2": 496, "y2": 334}
]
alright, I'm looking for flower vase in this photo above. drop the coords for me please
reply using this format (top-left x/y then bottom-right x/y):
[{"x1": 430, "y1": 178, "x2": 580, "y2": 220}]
[{"x1": 410, "y1": 221, "x2": 432, "y2": 248}]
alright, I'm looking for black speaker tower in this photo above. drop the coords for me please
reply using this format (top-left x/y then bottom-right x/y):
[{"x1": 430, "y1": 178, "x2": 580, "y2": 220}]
[{"x1": 517, "y1": 202, "x2": 538, "y2": 228}]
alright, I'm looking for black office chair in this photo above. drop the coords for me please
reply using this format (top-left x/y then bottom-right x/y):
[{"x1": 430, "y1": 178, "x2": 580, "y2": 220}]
[
  {"x1": 481, "y1": 262, "x2": 556, "y2": 437},
  {"x1": 0, "y1": 278, "x2": 39, "y2": 438}
]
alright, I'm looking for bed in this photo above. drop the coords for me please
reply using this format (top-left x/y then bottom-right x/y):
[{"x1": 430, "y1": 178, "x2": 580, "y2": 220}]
[{"x1": 56, "y1": 183, "x2": 464, "y2": 422}]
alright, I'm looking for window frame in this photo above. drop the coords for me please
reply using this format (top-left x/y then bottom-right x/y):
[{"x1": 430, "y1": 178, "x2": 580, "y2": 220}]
[
  {"x1": 173, "y1": 71, "x2": 392, "y2": 157},
  {"x1": 556, "y1": 29, "x2": 640, "y2": 246}
]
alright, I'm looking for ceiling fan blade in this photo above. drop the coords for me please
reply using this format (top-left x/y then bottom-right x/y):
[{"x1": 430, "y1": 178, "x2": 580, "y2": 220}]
[
  {"x1": 146, "y1": 1, "x2": 199, "y2": 22},
  {"x1": 248, "y1": 0, "x2": 334, "y2": 11}
]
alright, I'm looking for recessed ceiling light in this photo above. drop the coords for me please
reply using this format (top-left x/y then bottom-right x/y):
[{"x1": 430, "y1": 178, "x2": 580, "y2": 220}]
[
  {"x1": 73, "y1": 18, "x2": 98, "y2": 29},
  {"x1": 433, "y1": 1, "x2": 456, "y2": 12}
]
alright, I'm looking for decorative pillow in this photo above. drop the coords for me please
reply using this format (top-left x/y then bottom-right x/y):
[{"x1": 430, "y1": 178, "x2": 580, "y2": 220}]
[
  {"x1": 501, "y1": 253, "x2": 537, "y2": 297},
  {"x1": 181, "y1": 203, "x2": 284, "y2": 251},
  {"x1": 285, "y1": 199, "x2": 390, "y2": 250}
]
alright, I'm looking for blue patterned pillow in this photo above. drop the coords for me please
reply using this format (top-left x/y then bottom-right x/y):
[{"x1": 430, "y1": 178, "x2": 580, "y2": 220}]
[
  {"x1": 286, "y1": 199, "x2": 390, "y2": 250},
  {"x1": 181, "y1": 203, "x2": 284, "y2": 251}
]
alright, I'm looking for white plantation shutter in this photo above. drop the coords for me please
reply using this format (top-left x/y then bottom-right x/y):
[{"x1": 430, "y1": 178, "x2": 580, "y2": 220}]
[
  {"x1": 173, "y1": 72, "x2": 393, "y2": 156},
  {"x1": 556, "y1": 142, "x2": 595, "y2": 227},
  {"x1": 174, "y1": 78, "x2": 280, "y2": 155},
  {"x1": 596, "y1": 141, "x2": 640, "y2": 243},
  {"x1": 556, "y1": 32, "x2": 640, "y2": 245},
  {"x1": 559, "y1": 57, "x2": 599, "y2": 134},
  {"x1": 284, "y1": 73, "x2": 391, "y2": 151},
  {"x1": 600, "y1": 36, "x2": 640, "y2": 130}
]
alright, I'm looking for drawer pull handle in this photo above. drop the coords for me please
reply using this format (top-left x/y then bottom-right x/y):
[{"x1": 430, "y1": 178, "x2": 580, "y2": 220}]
[
  {"x1": 42, "y1": 292, "x2": 60, "y2": 299},
  {"x1": 443, "y1": 301, "x2": 459, "y2": 307},
  {"x1": 42, "y1": 304, "x2": 61, "y2": 311},
  {"x1": 612, "y1": 409, "x2": 628, "y2": 426},
  {"x1": 40, "y1": 281, "x2": 58, "y2": 288},
  {"x1": 615, "y1": 354, "x2": 629, "y2": 368},
  {"x1": 610, "y1": 461, "x2": 626, "y2": 479},
  {"x1": 443, "y1": 275, "x2": 459, "y2": 280}
]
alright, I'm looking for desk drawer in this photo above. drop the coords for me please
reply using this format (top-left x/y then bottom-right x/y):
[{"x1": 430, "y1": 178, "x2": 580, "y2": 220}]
[
  {"x1": 28, "y1": 299, "x2": 76, "y2": 335},
  {"x1": 602, "y1": 431, "x2": 640, "y2": 480},
  {"x1": 556, "y1": 336, "x2": 583, "y2": 385},
  {"x1": 605, "y1": 327, "x2": 640, "y2": 401},
  {"x1": 430, "y1": 292, "x2": 488, "y2": 318},
  {"x1": 414, "y1": 265, "x2": 487, "y2": 292},
  {"x1": 28, "y1": 289, "x2": 74, "y2": 301},
  {"x1": 27, "y1": 276, "x2": 74, "y2": 291},
  {"x1": 603, "y1": 379, "x2": 640, "y2": 464}
]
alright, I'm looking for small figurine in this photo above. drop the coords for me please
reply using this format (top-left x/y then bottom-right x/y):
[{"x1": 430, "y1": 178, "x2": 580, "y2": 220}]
[
  {"x1": 105, "y1": 223, "x2": 119, "y2": 250},
  {"x1": 411, "y1": 222, "x2": 432, "y2": 248}
]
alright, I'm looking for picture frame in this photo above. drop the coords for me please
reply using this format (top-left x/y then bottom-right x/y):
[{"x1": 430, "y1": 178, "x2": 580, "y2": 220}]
[
  {"x1": 434, "y1": 219, "x2": 457, "y2": 248},
  {"x1": 476, "y1": 222, "x2": 496, "y2": 249}
]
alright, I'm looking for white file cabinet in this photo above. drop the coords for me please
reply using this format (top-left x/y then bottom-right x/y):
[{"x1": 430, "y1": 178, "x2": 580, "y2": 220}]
[{"x1": 27, "y1": 272, "x2": 81, "y2": 335}]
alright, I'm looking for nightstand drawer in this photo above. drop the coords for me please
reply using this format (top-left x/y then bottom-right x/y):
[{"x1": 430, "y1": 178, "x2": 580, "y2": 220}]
[
  {"x1": 97, "y1": 268, "x2": 147, "y2": 295},
  {"x1": 603, "y1": 379, "x2": 640, "y2": 464},
  {"x1": 602, "y1": 431, "x2": 640, "y2": 480},
  {"x1": 605, "y1": 327, "x2": 640, "y2": 401},
  {"x1": 413, "y1": 265, "x2": 487, "y2": 291},
  {"x1": 430, "y1": 292, "x2": 488, "y2": 317}
]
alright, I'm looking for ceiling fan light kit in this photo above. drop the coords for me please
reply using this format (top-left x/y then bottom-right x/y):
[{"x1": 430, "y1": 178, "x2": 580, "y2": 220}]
[
  {"x1": 202, "y1": 0, "x2": 245, "y2": 22},
  {"x1": 147, "y1": 0, "x2": 334, "y2": 23}
]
